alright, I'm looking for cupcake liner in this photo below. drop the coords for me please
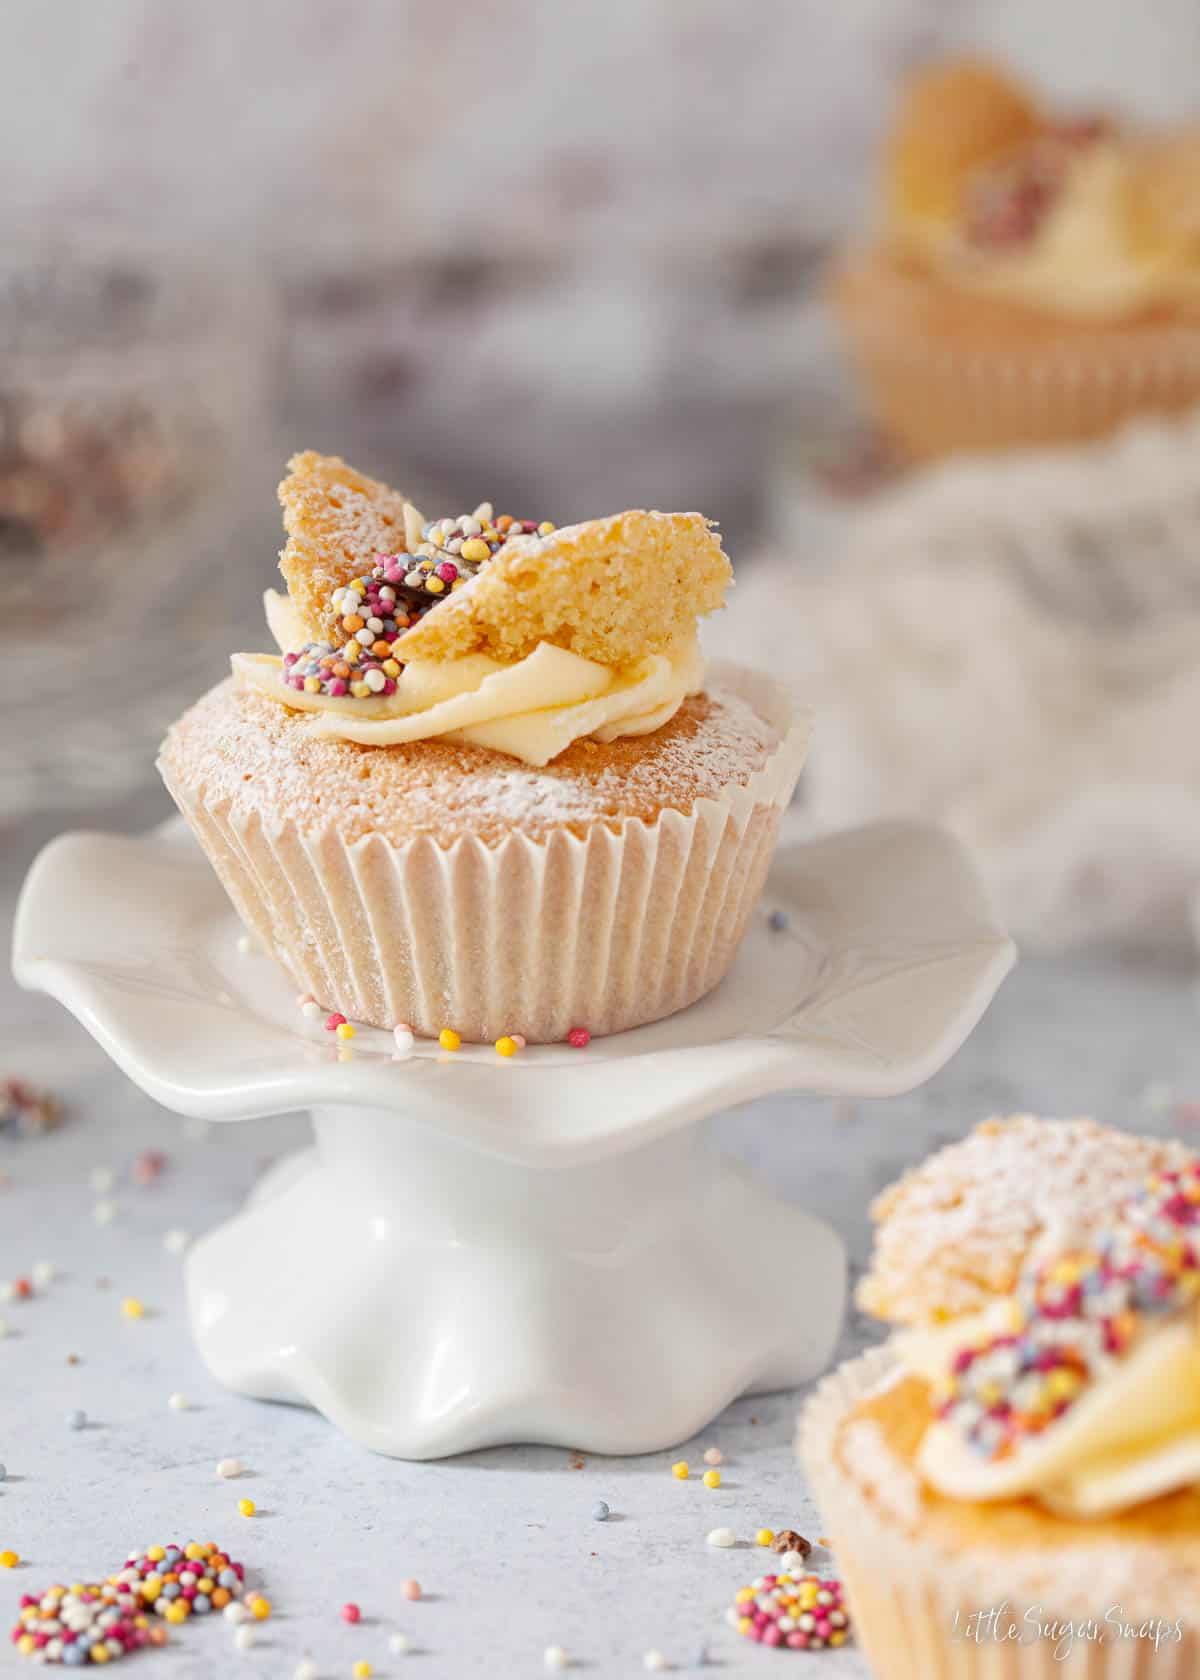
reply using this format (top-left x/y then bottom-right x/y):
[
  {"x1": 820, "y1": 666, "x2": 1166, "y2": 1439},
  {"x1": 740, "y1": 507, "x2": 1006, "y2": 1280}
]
[
  {"x1": 799, "y1": 1347, "x2": 1200, "y2": 1680},
  {"x1": 161, "y1": 662, "x2": 807, "y2": 1042},
  {"x1": 832, "y1": 250, "x2": 1200, "y2": 461}
]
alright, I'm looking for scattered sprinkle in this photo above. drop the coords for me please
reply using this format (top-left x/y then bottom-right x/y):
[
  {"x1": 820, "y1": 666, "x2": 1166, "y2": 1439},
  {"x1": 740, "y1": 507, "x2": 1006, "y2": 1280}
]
[
  {"x1": 66, "y1": 1409, "x2": 86, "y2": 1431},
  {"x1": 217, "y1": 1458, "x2": 245, "y2": 1479},
  {"x1": 31, "y1": 1260, "x2": 55, "y2": 1288},
  {"x1": 301, "y1": 999, "x2": 324, "y2": 1021},
  {"x1": 591, "y1": 1500, "x2": 610, "y2": 1522},
  {"x1": 335, "y1": 1021, "x2": 355, "y2": 1041},
  {"x1": 353, "y1": 1663, "x2": 373, "y2": 1679},
  {"x1": 0, "y1": 1550, "x2": 18, "y2": 1568},
  {"x1": 730, "y1": 1571, "x2": 850, "y2": 1649},
  {"x1": 164, "y1": 1228, "x2": 191, "y2": 1256},
  {"x1": 133, "y1": 1150, "x2": 167, "y2": 1186},
  {"x1": 93, "y1": 1200, "x2": 117, "y2": 1226},
  {"x1": 234, "y1": 1623, "x2": 255, "y2": 1650},
  {"x1": 495, "y1": 1036, "x2": 519, "y2": 1058},
  {"x1": 168, "y1": 1392, "x2": 188, "y2": 1412},
  {"x1": 393, "y1": 1025, "x2": 415, "y2": 1056},
  {"x1": 388, "y1": 1632, "x2": 412, "y2": 1655},
  {"x1": 702, "y1": 1447, "x2": 722, "y2": 1466},
  {"x1": 342, "y1": 1602, "x2": 361, "y2": 1623},
  {"x1": 236, "y1": 933, "x2": 254, "y2": 954},
  {"x1": 438, "y1": 1028, "x2": 461, "y2": 1052},
  {"x1": 238, "y1": 1499, "x2": 256, "y2": 1518},
  {"x1": 325, "y1": 1013, "x2": 347, "y2": 1033},
  {"x1": 706, "y1": 1527, "x2": 736, "y2": 1548},
  {"x1": 0, "y1": 1078, "x2": 64, "y2": 1138},
  {"x1": 643, "y1": 1652, "x2": 667, "y2": 1672},
  {"x1": 702, "y1": 1469, "x2": 721, "y2": 1489},
  {"x1": 89, "y1": 1167, "x2": 116, "y2": 1194},
  {"x1": 248, "y1": 1594, "x2": 272, "y2": 1620},
  {"x1": 755, "y1": 1528, "x2": 775, "y2": 1547},
  {"x1": 670, "y1": 1460, "x2": 689, "y2": 1480},
  {"x1": 511, "y1": 1034, "x2": 527, "y2": 1050},
  {"x1": 294, "y1": 1661, "x2": 319, "y2": 1680},
  {"x1": 121, "y1": 1297, "x2": 145, "y2": 1320},
  {"x1": 544, "y1": 1647, "x2": 569, "y2": 1671},
  {"x1": 767, "y1": 908, "x2": 791, "y2": 933},
  {"x1": 567, "y1": 1026, "x2": 591, "y2": 1049},
  {"x1": 401, "y1": 1579, "x2": 422, "y2": 1602}
]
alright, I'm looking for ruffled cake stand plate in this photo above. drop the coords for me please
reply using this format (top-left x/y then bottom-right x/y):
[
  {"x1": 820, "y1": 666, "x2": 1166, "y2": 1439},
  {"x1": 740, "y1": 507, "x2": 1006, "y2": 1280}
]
[{"x1": 14, "y1": 816, "x2": 1013, "y2": 1459}]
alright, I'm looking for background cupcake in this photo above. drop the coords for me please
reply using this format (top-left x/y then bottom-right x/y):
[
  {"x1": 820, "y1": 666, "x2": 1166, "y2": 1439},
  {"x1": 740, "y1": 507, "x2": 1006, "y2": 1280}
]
[{"x1": 832, "y1": 58, "x2": 1200, "y2": 460}]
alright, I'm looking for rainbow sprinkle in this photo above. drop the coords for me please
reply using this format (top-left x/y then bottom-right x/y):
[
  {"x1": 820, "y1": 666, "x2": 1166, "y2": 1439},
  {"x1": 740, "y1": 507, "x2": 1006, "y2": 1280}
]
[
  {"x1": 937, "y1": 1158, "x2": 1200, "y2": 1460},
  {"x1": 730, "y1": 1572, "x2": 851, "y2": 1650}
]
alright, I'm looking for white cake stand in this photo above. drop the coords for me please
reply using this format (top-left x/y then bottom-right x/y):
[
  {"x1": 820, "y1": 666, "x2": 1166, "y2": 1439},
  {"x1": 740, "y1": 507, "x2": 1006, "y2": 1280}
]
[{"x1": 14, "y1": 816, "x2": 1013, "y2": 1459}]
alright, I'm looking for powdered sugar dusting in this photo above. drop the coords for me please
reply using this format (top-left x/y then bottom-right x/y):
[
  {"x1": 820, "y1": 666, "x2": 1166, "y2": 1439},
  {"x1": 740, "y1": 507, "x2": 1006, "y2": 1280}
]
[
  {"x1": 858, "y1": 1116, "x2": 1195, "y2": 1327},
  {"x1": 159, "y1": 678, "x2": 781, "y2": 846}
]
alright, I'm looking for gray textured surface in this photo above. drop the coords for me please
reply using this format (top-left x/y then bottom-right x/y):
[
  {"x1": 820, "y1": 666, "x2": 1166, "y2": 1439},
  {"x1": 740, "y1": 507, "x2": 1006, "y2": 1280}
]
[{"x1": 3, "y1": 796, "x2": 1200, "y2": 1678}]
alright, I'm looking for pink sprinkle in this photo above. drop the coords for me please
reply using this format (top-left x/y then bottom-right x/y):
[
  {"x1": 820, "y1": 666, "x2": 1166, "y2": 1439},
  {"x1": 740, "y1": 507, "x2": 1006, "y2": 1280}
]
[
  {"x1": 567, "y1": 1026, "x2": 591, "y2": 1049},
  {"x1": 510, "y1": 1034, "x2": 527, "y2": 1050},
  {"x1": 325, "y1": 1013, "x2": 346, "y2": 1031},
  {"x1": 702, "y1": 1446, "x2": 722, "y2": 1465},
  {"x1": 383, "y1": 677, "x2": 397, "y2": 694},
  {"x1": 327, "y1": 679, "x2": 348, "y2": 697},
  {"x1": 436, "y1": 562, "x2": 458, "y2": 581},
  {"x1": 342, "y1": 1603, "x2": 361, "y2": 1624},
  {"x1": 401, "y1": 1579, "x2": 422, "y2": 1601}
]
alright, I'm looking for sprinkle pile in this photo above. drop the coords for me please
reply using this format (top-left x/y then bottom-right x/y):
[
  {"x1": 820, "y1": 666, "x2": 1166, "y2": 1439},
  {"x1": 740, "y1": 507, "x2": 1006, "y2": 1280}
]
[
  {"x1": 115, "y1": 1541, "x2": 247, "y2": 1623},
  {"x1": 1, "y1": 1078, "x2": 64, "y2": 1138},
  {"x1": 730, "y1": 1573, "x2": 851, "y2": 1650},
  {"x1": 937, "y1": 1158, "x2": 1200, "y2": 1460},
  {"x1": 11, "y1": 1583, "x2": 165, "y2": 1665},
  {"x1": 281, "y1": 505, "x2": 555, "y2": 704}
]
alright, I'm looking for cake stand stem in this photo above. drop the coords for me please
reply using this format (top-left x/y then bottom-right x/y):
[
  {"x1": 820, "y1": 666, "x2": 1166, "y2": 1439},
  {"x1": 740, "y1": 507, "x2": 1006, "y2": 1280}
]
[{"x1": 187, "y1": 1104, "x2": 846, "y2": 1459}]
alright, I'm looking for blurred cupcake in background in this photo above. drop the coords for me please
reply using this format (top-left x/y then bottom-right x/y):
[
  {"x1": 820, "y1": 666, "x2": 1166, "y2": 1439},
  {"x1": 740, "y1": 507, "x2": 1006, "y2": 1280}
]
[{"x1": 831, "y1": 58, "x2": 1200, "y2": 460}]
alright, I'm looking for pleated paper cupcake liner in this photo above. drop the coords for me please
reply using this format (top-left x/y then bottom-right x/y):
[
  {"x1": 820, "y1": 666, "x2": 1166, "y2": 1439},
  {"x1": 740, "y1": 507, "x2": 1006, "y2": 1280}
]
[
  {"x1": 798, "y1": 1347, "x2": 1199, "y2": 1680},
  {"x1": 161, "y1": 663, "x2": 808, "y2": 1043},
  {"x1": 833, "y1": 251, "x2": 1200, "y2": 462}
]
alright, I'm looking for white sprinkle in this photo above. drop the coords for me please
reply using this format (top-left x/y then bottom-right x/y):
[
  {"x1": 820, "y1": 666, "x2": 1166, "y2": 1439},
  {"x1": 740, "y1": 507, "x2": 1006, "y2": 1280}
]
[
  {"x1": 780, "y1": 1549, "x2": 807, "y2": 1571},
  {"x1": 234, "y1": 1623, "x2": 255, "y2": 1650},
  {"x1": 378, "y1": 586, "x2": 396, "y2": 602},
  {"x1": 393, "y1": 1025, "x2": 415, "y2": 1057},
  {"x1": 366, "y1": 615, "x2": 384, "y2": 634},
  {"x1": 31, "y1": 1260, "x2": 56, "y2": 1288},
  {"x1": 0, "y1": 1282, "x2": 13, "y2": 1304},
  {"x1": 459, "y1": 515, "x2": 482, "y2": 536},
  {"x1": 724, "y1": 1608, "x2": 741, "y2": 1628},
  {"x1": 364, "y1": 668, "x2": 387, "y2": 693},
  {"x1": 0, "y1": 1318, "x2": 8, "y2": 1338},
  {"x1": 472, "y1": 501, "x2": 494, "y2": 524},
  {"x1": 168, "y1": 1392, "x2": 188, "y2": 1412},
  {"x1": 163, "y1": 1228, "x2": 191, "y2": 1256},
  {"x1": 706, "y1": 1527, "x2": 736, "y2": 1548},
  {"x1": 89, "y1": 1167, "x2": 116, "y2": 1193},
  {"x1": 224, "y1": 1601, "x2": 249, "y2": 1624},
  {"x1": 217, "y1": 1457, "x2": 244, "y2": 1479},
  {"x1": 236, "y1": 933, "x2": 254, "y2": 955},
  {"x1": 544, "y1": 1646, "x2": 569, "y2": 1671},
  {"x1": 389, "y1": 1632, "x2": 413, "y2": 1655},
  {"x1": 404, "y1": 570, "x2": 424, "y2": 588},
  {"x1": 293, "y1": 1660, "x2": 318, "y2": 1680},
  {"x1": 93, "y1": 1200, "x2": 117, "y2": 1226},
  {"x1": 702, "y1": 1446, "x2": 722, "y2": 1465},
  {"x1": 643, "y1": 1652, "x2": 668, "y2": 1672},
  {"x1": 301, "y1": 1000, "x2": 324, "y2": 1020},
  {"x1": 355, "y1": 627, "x2": 374, "y2": 647}
]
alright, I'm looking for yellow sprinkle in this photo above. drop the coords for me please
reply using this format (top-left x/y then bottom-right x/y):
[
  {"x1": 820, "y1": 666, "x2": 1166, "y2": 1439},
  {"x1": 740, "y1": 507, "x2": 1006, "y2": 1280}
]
[
  {"x1": 145, "y1": 1545, "x2": 165, "y2": 1563},
  {"x1": 0, "y1": 1550, "x2": 18, "y2": 1568},
  {"x1": 459, "y1": 537, "x2": 490, "y2": 562},
  {"x1": 350, "y1": 681, "x2": 371, "y2": 699},
  {"x1": 335, "y1": 1022, "x2": 355, "y2": 1041},
  {"x1": 352, "y1": 578, "x2": 368, "y2": 595},
  {"x1": 121, "y1": 1297, "x2": 145, "y2": 1319},
  {"x1": 538, "y1": 521, "x2": 556, "y2": 535},
  {"x1": 164, "y1": 1602, "x2": 190, "y2": 1625},
  {"x1": 425, "y1": 575, "x2": 445, "y2": 594},
  {"x1": 343, "y1": 641, "x2": 360, "y2": 663},
  {"x1": 494, "y1": 1036, "x2": 518, "y2": 1057},
  {"x1": 17, "y1": 1635, "x2": 35, "y2": 1654},
  {"x1": 439, "y1": 1028, "x2": 461, "y2": 1052},
  {"x1": 184, "y1": 1542, "x2": 207, "y2": 1561},
  {"x1": 671, "y1": 1460, "x2": 689, "y2": 1480},
  {"x1": 250, "y1": 1596, "x2": 272, "y2": 1620},
  {"x1": 756, "y1": 1528, "x2": 775, "y2": 1547},
  {"x1": 304, "y1": 676, "x2": 321, "y2": 693},
  {"x1": 91, "y1": 1644, "x2": 112, "y2": 1663},
  {"x1": 353, "y1": 1665, "x2": 373, "y2": 1680},
  {"x1": 702, "y1": 1469, "x2": 721, "y2": 1489},
  {"x1": 1045, "y1": 1368, "x2": 1082, "y2": 1402},
  {"x1": 382, "y1": 659, "x2": 401, "y2": 678},
  {"x1": 238, "y1": 1498, "x2": 256, "y2": 1518}
]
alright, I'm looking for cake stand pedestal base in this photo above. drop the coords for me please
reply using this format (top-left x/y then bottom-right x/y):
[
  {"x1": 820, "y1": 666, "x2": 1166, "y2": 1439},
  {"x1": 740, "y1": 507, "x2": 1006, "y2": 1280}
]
[{"x1": 188, "y1": 1106, "x2": 844, "y2": 1458}]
